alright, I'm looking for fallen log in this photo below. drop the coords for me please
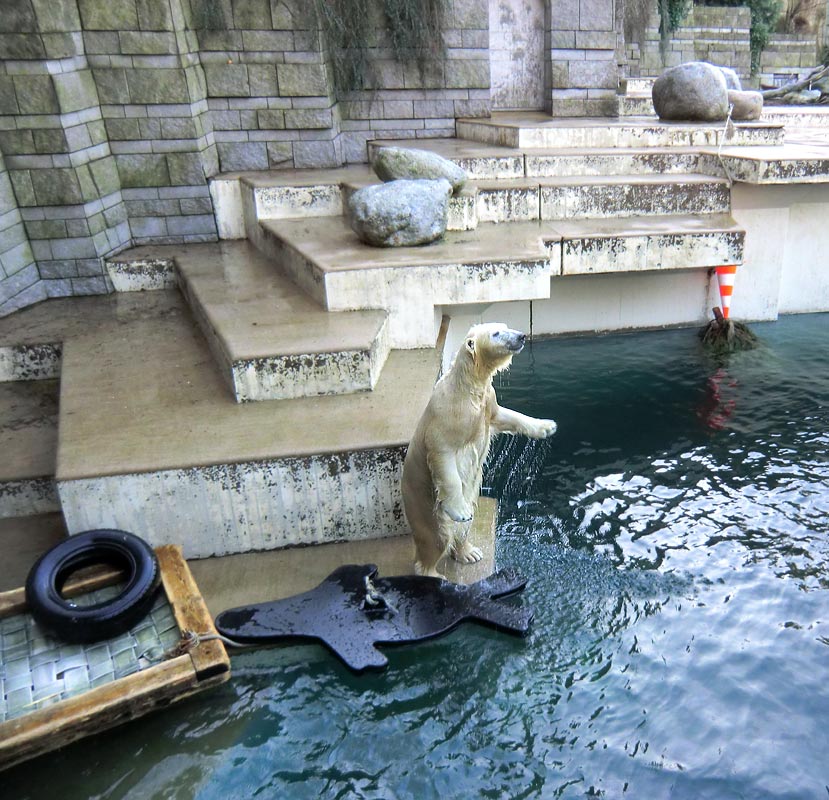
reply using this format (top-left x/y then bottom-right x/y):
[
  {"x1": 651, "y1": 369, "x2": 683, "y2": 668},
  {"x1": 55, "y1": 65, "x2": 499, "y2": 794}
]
[{"x1": 761, "y1": 64, "x2": 829, "y2": 100}]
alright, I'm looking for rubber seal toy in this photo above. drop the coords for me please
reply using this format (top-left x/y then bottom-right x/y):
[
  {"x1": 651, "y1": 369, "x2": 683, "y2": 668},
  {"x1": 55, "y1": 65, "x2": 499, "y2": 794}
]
[{"x1": 25, "y1": 529, "x2": 162, "y2": 644}]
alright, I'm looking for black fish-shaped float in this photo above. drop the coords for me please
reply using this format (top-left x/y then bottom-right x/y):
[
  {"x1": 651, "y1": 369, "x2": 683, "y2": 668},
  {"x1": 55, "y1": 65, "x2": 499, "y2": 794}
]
[{"x1": 214, "y1": 564, "x2": 533, "y2": 673}]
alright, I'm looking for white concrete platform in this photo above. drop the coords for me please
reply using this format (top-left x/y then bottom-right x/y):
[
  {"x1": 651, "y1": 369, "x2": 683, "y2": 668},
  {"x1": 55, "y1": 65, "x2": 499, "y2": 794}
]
[
  {"x1": 457, "y1": 112, "x2": 784, "y2": 148},
  {"x1": 112, "y1": 241, "x2": 391, "y2": 403},
  {"x1": 54, "y1": 291, "x2": 444, "y2": 558},
  {"x1": 258, "y1": 216, "x2": 554, "y2": 348},
  {"x1": 551, "y1": 213, "x2": 744, "y2": 275}
]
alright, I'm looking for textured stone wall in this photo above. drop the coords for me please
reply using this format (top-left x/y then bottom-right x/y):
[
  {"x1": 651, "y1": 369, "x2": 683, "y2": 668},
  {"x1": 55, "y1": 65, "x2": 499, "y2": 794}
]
[
  {"x1": 626, "y1": 6, "x2": 752, "y2": 79},
  {"x1": 0, "y1": 0, "x2": 622, "y2": 315},
  {"x1": 758, "y1": 33, "x2": 819, "y2": 85},
  {"x1": 337, "y1": 0, "x2": 492, "y2": 162},
  {"x1": 548, "y1": 0, "x2": 620, "y2": 116},
  {"x1": 0, "y1": 0, "x2": 131, "y2": 313},
  {"x1": 0, "y1": 153, "x2": 40, "y2": 315},
  {"x1": 0, "y1": 0, "x2": 500, "y2": 314}
]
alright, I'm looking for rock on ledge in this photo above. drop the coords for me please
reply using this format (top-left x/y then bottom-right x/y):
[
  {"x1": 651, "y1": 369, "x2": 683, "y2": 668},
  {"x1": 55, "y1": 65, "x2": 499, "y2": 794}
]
[
  {"x1": 348, "y1": 178, "x2": 453, "y2": 247},
  {"x1": 728, "y1": 89, "x2": 763, "y2": 121},
  {"x1": 372, "y1": 147, "x2": 467, "y2": 194},
  {"x1": 652, "y1": 62, "x2": 729, "y2": 122}
]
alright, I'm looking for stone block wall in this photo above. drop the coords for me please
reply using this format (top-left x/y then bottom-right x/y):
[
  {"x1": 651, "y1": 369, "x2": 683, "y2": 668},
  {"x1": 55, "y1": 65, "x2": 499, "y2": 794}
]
[
  {"x1": 0, "y1": 0, "x2": 131, "y2": 313},
  {"x1": 759, "y1": 34, "x2": 819, "y2": 85},
  {"x1": 0, "y1": 0, "x2": 501, "y2": 314},
  {"x1": 0, "y1": 0, "x2": 624, "y2": 315},
  {"x1": 336, "y1": 0, "x2": 492, "y2": 162},
  {"x1": 626, "y1": 5, "x2": 752, "y2": 79},
  {"x1": 0, "y1": 153, "x2": 40, "y2": 315},
  {"x1": 86, "y1": 0, "x2": 218, "y2": 245},
  {"x1": 548, "y1": 0, "x2": 620, "y2": 115}
]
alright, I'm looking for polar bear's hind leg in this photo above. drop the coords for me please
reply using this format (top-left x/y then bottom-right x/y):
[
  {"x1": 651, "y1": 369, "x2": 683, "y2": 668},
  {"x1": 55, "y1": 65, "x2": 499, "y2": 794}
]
[{"x1": 451, "y1": 538, "x2": 483, "y2": 564}]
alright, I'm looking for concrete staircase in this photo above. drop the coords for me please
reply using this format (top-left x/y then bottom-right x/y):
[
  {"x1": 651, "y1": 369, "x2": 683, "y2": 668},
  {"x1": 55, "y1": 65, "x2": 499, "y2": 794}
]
[{"x1": 5, "y1": 112, "x2": 793, "y2": 562}]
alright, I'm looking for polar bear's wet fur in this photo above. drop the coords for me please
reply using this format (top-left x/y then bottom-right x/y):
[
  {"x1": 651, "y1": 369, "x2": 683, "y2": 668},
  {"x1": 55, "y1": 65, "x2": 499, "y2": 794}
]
[{"x1": 401, "y1": 322, "x2": 557, "y2": 578}]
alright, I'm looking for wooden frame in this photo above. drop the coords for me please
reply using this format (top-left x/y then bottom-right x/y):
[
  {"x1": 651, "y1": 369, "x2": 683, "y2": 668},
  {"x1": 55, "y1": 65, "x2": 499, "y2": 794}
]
[{"x1": 0, "y1": 545, "x2": 230, "y2": 771}]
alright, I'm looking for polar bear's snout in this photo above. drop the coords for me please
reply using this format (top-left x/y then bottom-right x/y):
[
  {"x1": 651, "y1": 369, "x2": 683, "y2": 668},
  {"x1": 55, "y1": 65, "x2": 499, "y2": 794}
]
[{"x1": 493, "y1": 328, "x2": 526, "y2": 353}]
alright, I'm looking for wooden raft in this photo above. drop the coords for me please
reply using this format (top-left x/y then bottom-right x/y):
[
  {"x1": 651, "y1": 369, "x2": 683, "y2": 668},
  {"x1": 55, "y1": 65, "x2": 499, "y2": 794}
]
[{"x1": 0, "y1": 545, "x2": 230, "y2": 771}]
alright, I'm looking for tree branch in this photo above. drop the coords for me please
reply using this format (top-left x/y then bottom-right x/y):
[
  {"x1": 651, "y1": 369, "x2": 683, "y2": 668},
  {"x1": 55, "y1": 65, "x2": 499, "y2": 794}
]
[{"x1": 761, "y1": 64, "x2": 829, "y2": 100}]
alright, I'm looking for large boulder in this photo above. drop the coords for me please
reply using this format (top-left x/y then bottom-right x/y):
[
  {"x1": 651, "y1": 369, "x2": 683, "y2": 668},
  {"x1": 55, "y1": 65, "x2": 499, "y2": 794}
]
[
  {"x1": 716, "y1": 66, "x2": 742, "y2": 91},
  {"x1": 652, "y1": 61, "x2": 729, "y2": 122},
  {"x1": 728, "y1": 89, "x2": 763, "y2": 120},
  {"x1": 348, "y1": 178, "x2": 452, "y2": 247},
  {"x1": 372, "y1": 147, "x2": 467, "y2": 194}
]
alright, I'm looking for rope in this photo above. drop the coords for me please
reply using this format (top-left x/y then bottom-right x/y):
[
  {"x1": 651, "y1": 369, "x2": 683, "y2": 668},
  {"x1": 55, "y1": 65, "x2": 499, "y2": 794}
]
[
  {"x1": 363, "y1": 575, "x2": 397, "y2": 615},
  {"x1": 139, "y1": 629, "x2": 252, "y2": 663},
  {"x1": 716, "y1": 103, "x2": 736, "y2": 187}
]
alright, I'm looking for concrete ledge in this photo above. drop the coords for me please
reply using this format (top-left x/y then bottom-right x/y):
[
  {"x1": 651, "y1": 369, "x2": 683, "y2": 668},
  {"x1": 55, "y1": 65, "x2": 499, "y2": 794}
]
[
  {"x1": 54, "y1": 292, "x2": 444, "y2": 554},
  {"x1": 714, "y1": 145, "x2": 829, "y2": 184},
  {"x1": 58, "y1": 447, "x2": 409, "y2": 559},
  {"x1": 0, "y1": 380, "x2": 59, "y2": 519},
  {"x1": 109, "y1": 242, "x2": 392, "y2": 402},
  {"x1": 260, "y1": 217, "x2": 554, "y2": 348},
  {"x1": 105, "y1": 255, "x2": 177, "y2": 292},
  {"x1": 539, "y1": 174, "x2": 730, "y2": 219},
  {"x1": 547, "y1": 214, "x2": 744, "y2": 275},
  {"x1": 0, "y1": 343, "x2": 62, "y2": 383},
  {"x1": 189, "y1": 496, "x2": 499, "y2": 614},
  {"x1": 457, "y1": 113, "x2": 784, "y2": 148}
]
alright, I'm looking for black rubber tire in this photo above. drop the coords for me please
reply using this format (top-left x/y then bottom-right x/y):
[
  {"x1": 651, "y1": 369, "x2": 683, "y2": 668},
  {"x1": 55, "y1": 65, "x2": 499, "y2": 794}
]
[{"x1": 25, "y1": 529, "x2": 162, "y2": 644}]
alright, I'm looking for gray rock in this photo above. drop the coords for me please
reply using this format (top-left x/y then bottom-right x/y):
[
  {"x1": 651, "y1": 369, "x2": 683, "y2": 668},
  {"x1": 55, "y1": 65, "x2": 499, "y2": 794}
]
[
  {"x1": 728, "y1": 89, "x2": 763, "y2": 120},
  {"x1": 715, "y1": 66, "x2": 742, "y2": 91},
  {"x1": 348, "y1": 179, "x2": 452, "y2": 247},
  {"x1": 652, "y1": 61, "x2": 729, "y2": 122},
  {"x1": 372, "y1": 147, "x2": 467, "y2": 194},
  {"x1": 784, "y1": 89, "x2": 822, "y2": 105}
]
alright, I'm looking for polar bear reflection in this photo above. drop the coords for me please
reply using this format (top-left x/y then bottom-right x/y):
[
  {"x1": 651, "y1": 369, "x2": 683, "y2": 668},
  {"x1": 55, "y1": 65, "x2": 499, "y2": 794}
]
[{"x1": 401, "y1": 323, "x2": 557, "y2": 578}]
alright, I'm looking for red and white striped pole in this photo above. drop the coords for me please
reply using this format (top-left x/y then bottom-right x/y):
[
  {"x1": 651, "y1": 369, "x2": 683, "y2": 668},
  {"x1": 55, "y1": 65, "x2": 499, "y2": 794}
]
[{"x1": 716, "y1": 265, "x2": 738, "y2": 319}]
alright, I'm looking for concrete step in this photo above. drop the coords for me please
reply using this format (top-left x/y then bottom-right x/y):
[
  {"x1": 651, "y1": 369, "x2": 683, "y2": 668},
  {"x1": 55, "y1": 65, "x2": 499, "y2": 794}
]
[
  {"x1": 227, "y1": 167, "x2": 731, "y2": 258},
  {"x1": 254, "y1": 211, "x2": 743, "y2": 346},
  {"x1": 457, "y1": 112, "x2": 784, "y2": 148},
  {"x1": 548, "y1": 213, "x2": 744, "y2": 275},
  {"x1": 538, "y1": 174, "x2": 730, "y2": 219},
  {"x1": 0, "y1": 380, "x2": 59, "y2": 518},
  {"x1": 617, "y1": 94, "x2": 655, "y2": 117},
  {"x1": 715, "y1": 142, "x2": 829, "y2": 183},
  {"x1": 524, "y1": 147, "x2": 713, "y2": 177},
  {"x1": 369, "y1": 138, "x2": 718, "y2": 177},
  {"x1": 255, "y1": 216, "x2": 554, "y2": 348},
  {"x1": 622, "y1": 78, "x2": 655, "y2": 94},
  {"x1": 55, "y1": 291, "x2": 443, "y2": 558},
  {"x1": 190, "y1": 496, "x2": 497, "y2": 614},
  {"x1": 761, "y1": 107, "x2": 829, "y2": 129},
  {"x1": 0, "y1": 513, "x2": 67, "y2": 592},
  {"x1": 109, "y1": 242, "x2": 390, "y2": 403}
]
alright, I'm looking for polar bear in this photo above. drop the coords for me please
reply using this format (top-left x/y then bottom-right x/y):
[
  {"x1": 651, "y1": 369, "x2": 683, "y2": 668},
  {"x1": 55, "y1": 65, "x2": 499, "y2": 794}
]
[{"x1": 401, "y1": 323, "x2": 557, "y2": 578}]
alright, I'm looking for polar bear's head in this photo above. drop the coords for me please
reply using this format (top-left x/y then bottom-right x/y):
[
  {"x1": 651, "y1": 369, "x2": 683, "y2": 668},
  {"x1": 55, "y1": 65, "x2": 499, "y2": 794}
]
[{"x1": 460, "y1": 322, "x2": 526, "y2": 379}]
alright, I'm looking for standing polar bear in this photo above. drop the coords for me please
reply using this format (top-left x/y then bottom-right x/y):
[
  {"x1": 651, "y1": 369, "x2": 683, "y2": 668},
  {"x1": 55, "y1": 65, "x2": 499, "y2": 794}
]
[{"x1": 402, "y1": 322, "x2": 557, "y2": 578}]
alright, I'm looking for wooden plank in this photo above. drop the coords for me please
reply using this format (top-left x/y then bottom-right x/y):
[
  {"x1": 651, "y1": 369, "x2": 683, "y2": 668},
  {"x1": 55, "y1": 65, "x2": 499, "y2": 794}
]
[
  {"x1": 0, "y1": 565, "x2": 125, "y2": 618},
  {"x1": 0, "y1": 656, "x2": 196, "y2": 771},
  {"x1": 0, "y1": 545, "x2": 231, "y2": 772},
  {"x1": 156, "y1": 545, "x2": 230, "y2": 680}
]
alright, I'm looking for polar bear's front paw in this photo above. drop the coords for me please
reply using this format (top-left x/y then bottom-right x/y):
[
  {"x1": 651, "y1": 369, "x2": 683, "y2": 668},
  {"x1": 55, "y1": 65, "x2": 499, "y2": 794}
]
[
  {"x1": 440, "y1": 499, "x2": 473, "y2": 523},
  {"x1": 451, "y1": 540, "x2": 483, "y2": 564},
  {"x1": 530, "y1": 418, "x2": 557, "y2": 439}
]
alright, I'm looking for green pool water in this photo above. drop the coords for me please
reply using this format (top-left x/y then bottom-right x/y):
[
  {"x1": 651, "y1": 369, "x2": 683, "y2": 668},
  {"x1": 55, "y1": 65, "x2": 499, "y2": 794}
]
[{"x1": 6, "y1": 313, "x2": 829, "y2": 799}]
